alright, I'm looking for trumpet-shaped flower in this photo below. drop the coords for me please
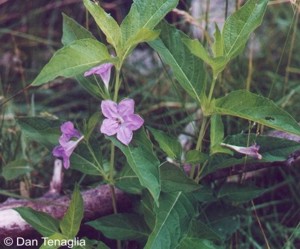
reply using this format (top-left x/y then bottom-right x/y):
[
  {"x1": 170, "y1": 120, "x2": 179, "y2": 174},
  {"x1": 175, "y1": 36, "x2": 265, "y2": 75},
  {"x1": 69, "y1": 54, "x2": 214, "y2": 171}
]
[
  {"x1": 52, "y1": 121, "x2": 84, "y2": 169},
  {"x1": 84, "y1": 63, "x2": 113, "y2": 89},
  {"x1": 221, "y1": 143, "x2": 262, "y2": 160},
  {"x1": 100, "y1": 99, "x2": 144, "y2": 145}
]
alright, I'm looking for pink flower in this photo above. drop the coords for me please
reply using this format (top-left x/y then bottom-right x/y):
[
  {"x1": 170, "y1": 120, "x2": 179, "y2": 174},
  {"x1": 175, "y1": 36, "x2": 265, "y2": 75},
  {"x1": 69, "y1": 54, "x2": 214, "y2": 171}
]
[
  {"x1": 84, "y1": 63, "x2": 113, "y2": 89},
  {"x1": 52, "y1": 121, "x2": 84, "y2": 169},
  {"x1": 100, "y1": 99, "x2": 144, "y2": 145},
  {"x1": 221, "y1": 143, "x2": 262, "y2": 160}
]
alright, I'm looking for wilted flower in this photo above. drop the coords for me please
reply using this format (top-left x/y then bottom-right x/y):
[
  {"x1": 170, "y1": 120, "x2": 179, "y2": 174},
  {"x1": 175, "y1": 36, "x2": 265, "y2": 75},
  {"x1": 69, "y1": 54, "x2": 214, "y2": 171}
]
[
  {"x1": 220, "y1": 143, "x2": 262, "y2": 160},
  {"x1": 84, "y1": 63, "x2": 113, "y2": 89},
  {"x1": 100, "y1": 99, "x2": 144, "y2": 145},
  {"x1": 52, "y1": 121, "x2": 84, "y2": 169}
]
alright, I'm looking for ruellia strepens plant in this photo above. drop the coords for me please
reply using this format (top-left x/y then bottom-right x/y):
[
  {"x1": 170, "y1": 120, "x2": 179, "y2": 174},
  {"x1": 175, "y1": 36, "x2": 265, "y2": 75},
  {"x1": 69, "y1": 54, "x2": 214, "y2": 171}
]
[{"x1": 14, "y1": 0, "x2": 300, "y2": 248}]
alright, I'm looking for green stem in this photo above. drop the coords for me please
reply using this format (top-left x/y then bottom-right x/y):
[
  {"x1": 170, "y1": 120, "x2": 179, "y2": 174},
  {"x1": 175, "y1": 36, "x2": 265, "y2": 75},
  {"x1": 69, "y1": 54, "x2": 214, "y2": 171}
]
[
  {"x1": 109, "y1": 66, "x2": 122, "y2": 249},
  {"x1": 113, "y1": 68, "x2": 121, "y2": 102},
  {"x1": 190, "y1": 116, "x2": 208, "y2": 178},
  {"x1": 208, "y1": 75, "x2": 217, "y2": 102}
]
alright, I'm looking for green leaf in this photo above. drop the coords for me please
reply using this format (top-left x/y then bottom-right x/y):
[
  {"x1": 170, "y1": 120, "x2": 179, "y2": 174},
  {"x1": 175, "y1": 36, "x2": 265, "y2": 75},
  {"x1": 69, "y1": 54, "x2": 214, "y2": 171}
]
[
  {"x1": 145, "y1": 192, "x2": 197, "y2": 249},
  {"x1": 32, "y1": 38, "x2": 111, "y2": 86},
  {"x1": 2, "y1": 159, "x2": 32, "y2": 180},
  {"x1": 224, "y1": 133, "x2": 300, "y2": 162},
  {"x1": 62, "y1": 13, "x2": 95, "y2": 46},
  {"x1": 141, "y1": 191, "x2": 156, "y2": 230},
  {"x1": 14, "y1": 207, "x2": 59, "y2": 237},
  {"x1": 176, "y1": 239, "x2": 224, "y2": 249},
  {"x1": 184, "y1": 219, "x2": 223, "y2": 243},
  {"x1": 212, "y1": 24, "x2": 223, "y2": 57},
  {"x1": 81, "y1": 238, "x2": 110, "y2": 249},
  {"x1": 87, "y1": 213, "x2": 150, "y2": 240},
  {"x1": 84, "y1": 111, "x2": 101, "y2": 141},
  {"x1": 198, "y1": 202, "x2": 243, "y2": 241},
  {"x1": 60, "y1": 184, "x2": 84, "y2": 238},
  {"x1": 83, "y1": 0, "x2": 121, "y2": 50},
  {"x1": 182, "y1": 37, "x2": 228, "y2": 77},
  {"x1": 148, "y1": 127, "x2": 182, "y2": 160},
  {"x1": 185, "y1": 150, "x2": 208, "y2": 164},
  {"x1": 109, "y1": 129, "x2": 161, "y2": 205},
  {"x1": 223, "y1": 0, "x2": 269, "y2": 58},
  {"x1": 40, "y1": 233, "x2": 67, "y2": 249},
  {"x1": 17, "y1": 117, "x2": 60, "y2": 148},
  {"x1": 149, "y1": 22, "x2": 206, "y2": 103},
  {"x1": 160, "y1": 163, "x2": 200, "y2": 193},
  {"x1": 61, "y1": 13, "x2": 109, "y2": 99},
  {"x1": 213, "y1": 90, "x2": 300, "y2": 136},
  {"x1": 210, "y1": 115, "x2": 232, "y2": 155},
  {"x1": 123, "y1": 28, "x2": 160, "y2": 56},
  {"x1": 202, "y1": 133, "x2": 300, "y2": 176},
  {"x1": 121, "y1": 0, "x2": 179, "y2": 46},
  {"x1": 218, "y1": 183, "x2": 267, "y2": 202},
  {"x1": 115, "y1": 163, "x2": 144, "y2": 194}
]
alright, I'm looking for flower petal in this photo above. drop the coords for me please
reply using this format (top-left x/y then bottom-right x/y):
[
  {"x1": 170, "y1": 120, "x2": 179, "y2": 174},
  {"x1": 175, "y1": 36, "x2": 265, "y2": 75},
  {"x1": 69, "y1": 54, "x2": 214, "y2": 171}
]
[
  {"x1": 100, "y1": 66, "x2": 112, "y2": 89},
  {"x1": 101, "y1": 100, "x2": 118, "y2": 119},
  {"x1": 84, "y1": 63, "x2": 113, "y2": 89},
  {"x1": 117, "y1": 126, "x2": 133, "y2": 145},
  {"x1": 52, "y1": 145, "x2": 65, "y2": 158},
  {"x1": 100, "y1": 118, "x2": 119, "y2": 136},
  {"x1": 60, "y1": 121, "x2": 81, "y2": 139},
  {"x1": 124, "y1": 114, "x2": 144, "y2": 131},
  {"x1": 118, "y1": 99, "x2": 135, "y2": 116},
  {"x1": 52, "y1": 145, "x2": 71, "y2": 169},
  {"x1": 221, "y1": 143, "x2": 262, "y2": 160}
]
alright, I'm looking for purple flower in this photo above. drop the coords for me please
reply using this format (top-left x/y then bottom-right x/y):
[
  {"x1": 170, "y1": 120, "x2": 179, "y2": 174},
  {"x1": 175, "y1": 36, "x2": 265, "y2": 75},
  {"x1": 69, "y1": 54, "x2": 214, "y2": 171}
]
[
  {"x1": 221, "y1": 143, "x2": 262, "y2": 160},
  {"x1": 52, "y1": 121, "x2": 84, "y2": 169},
  {"x1": 84, "y1": 63, "x2": 113, "y2": 89},
  {"x1": 100, "y1": 99, "x2": 144, "y2": 145}
]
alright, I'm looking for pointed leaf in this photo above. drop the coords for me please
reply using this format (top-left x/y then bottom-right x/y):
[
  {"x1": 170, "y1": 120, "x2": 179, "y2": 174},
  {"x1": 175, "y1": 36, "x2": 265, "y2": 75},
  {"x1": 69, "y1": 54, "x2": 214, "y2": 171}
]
[
  {"x1": 32, "y1": 38, "x2": 111, "y2": 86},
  {"x1": 121, "y1": 0, "x2": 179, "y2": 44},
  {"x1": 184, "y1": 219, "x2": 223, "y2": 243},
  {"x1": 2, "y1": 159, "x2": 32, "y2": 180},
  {"x1": 17, "y1": 117, "x2": 61, "y2": 148},
  {"x1": 185, "y1": 150, "x2": 208, "y2": 164},
  {"x1": 108, "y1": 130, "x2": 161, "y2": 205},
  {"x1": 177, "y1": 239, "x2": 224, "y2": 249},
  {"x1": 149, "y1": 22, "x2": 205, "y2": 103},
  {"x1": 160, "y1": 163, "x2": 200, "y2": 193},
  {"x1": 83, "y1": 0, "x2": 121, "y2": 50},
  {"x1": 212, "y1": 24, "x2": 223, "y2": 57},
  {"x1": 149, "y1": 127, "x2": 182, "y2": 160},
  {"x1": 213, "y1": 90, "x2": 300, "y2": 136},
  {"x1": 218, "y1": 183, "x2": 267, "y2": 202},
  {"x1": 182, "y1": 37, "x2": 228, "y2": 76},
  {"x1": 224, "y1": 133, "x2": 300, "y2": 162},
  {"x1": 145, "y1": 192, "x2": 197, "y2": 249},
  {"x1": 223, "y1": 0, "x2": 268, "y2": 58},
  {"x1": 14, "y1": 207, "x2": 59, "y2": 237},
  {"x1": 141, "y1": 191, "x2": 156, "y2": 230},
  {"x1": 60, "y1": 184, "x2": 84, "y2": 238},
  {"x1": 87, "y1": 213, "x2": 150, "y2": 240},
  {"x1": 198, "y1": 202, "x2": 243, "y2": 241},
  {"x1": 70, "y1": 142, "x2": 104, "y2": 176},
  {"x1": 40, "y1": 233, "x2": 67, "y2": 249},
  {"x1": 62, "y1": 13, "x2": 95, "y2": 46},
  {"x1": 210, "y1": 114, "x2": 232, "y2": 155},
  {"x1": 115, "y1": 163, "x2": 143, "y2": 194}
]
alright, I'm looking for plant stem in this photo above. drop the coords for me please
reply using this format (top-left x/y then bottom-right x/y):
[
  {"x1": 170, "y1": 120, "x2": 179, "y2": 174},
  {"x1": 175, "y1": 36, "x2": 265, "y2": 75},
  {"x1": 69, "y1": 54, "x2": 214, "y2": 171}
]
[
  {"x1": 190, "y1": 116, "x2": 208, "y2": 178},
  {"x1": 110, "y1": 67, "x2": 121, "y2": 249},
  {"x1": 208, "y1": 75, "x2": 217, "y2": 102}
]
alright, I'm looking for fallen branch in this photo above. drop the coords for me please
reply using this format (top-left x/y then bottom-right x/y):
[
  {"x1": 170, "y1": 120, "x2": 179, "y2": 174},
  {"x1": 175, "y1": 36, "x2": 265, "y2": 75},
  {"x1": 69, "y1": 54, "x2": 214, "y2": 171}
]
[{"x1": 0, "y1": 160, "x2": 131, "y2": 240}]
